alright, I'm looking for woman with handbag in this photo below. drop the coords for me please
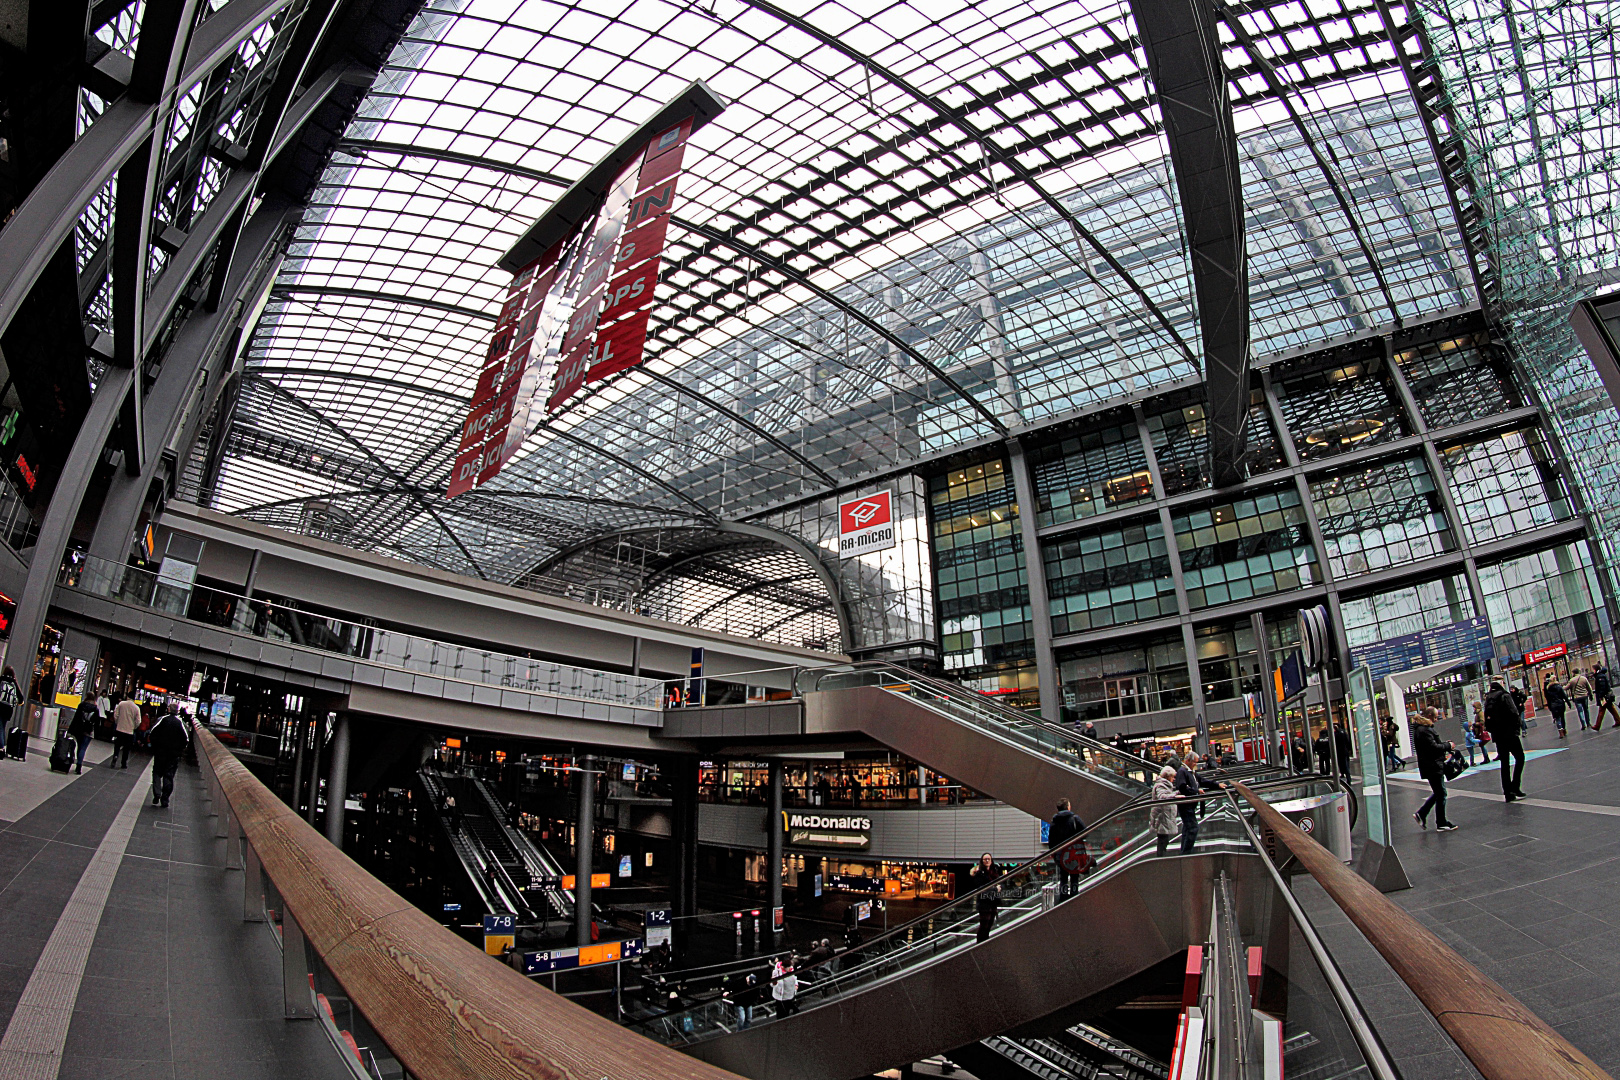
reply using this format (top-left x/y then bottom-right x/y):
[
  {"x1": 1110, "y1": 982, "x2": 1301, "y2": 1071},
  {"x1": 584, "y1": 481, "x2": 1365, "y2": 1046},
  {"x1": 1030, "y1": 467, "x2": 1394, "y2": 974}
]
[
  {"x1": 1412, "y1": 710, "x2": 1459, "y2": 831},
  {"x1": 969, "y1": 853, "x2": 1003, "y2": 942},
  {"x1": 1150, "y1": 766, "x2": 1179, "y2": 857}
]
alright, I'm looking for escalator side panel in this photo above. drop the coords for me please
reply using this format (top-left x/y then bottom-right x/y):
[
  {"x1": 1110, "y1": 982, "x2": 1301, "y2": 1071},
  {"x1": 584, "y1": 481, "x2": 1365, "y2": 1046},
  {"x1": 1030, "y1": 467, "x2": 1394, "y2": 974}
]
[
  {"x1": 804, "y1": 686, "x2": 1134, "y2": 823},
  {"x1": 686, "y1": 853, "x2": 1263, "y2": 1080}
]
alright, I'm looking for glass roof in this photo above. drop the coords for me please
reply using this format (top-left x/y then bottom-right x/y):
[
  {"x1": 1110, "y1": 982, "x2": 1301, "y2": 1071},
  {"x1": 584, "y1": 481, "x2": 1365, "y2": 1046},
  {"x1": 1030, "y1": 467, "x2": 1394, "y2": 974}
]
[{"x1": 203, "y1": 0, "x2": 1484, "y2": 582}]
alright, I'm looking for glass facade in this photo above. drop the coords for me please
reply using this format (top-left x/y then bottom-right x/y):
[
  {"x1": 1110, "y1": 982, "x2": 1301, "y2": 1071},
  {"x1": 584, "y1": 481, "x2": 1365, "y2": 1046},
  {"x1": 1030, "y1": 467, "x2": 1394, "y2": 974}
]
[
  {"x1": 1028, "y1": 416, "x2": 1152, "y2": 527},
  {"x1": 1194, "y1": 617, "x2": 1302, "y2": 705},
  {"x1": 1438, "y1": 430, "x2": 1572, "y2": 546},
  {"x1": 931, "y1": 458, "x2": 1035, "y2": 703},
  {"x1": 1309, "y1": 456, "x2": 1453, "y2": 578},
  {"x1": 1340, "y1": 576, "x2": 1473, "y2": 649},
  {"x1": 1044, "y1": 519, "x2": 1176, "y2": 637},
  {"x1": 1480, "y1": 545, "x2": 1607, "y2": 664},
  {"x1": 1275, "y1": 361, "x2": 1408, "y2": 462},
  {"x1": 1395, "y1": 332, "x2": 1518, "y2": 427},
  {"x1": 1173, "y1": 489, "x2": 1321, "y2": 611},
  {"x1": 1056, "y1": 632, "x2": 1191, "y2": 723},
  {"x1": 1145, "y1": 392, "x2": 1285, "y2": 497}
]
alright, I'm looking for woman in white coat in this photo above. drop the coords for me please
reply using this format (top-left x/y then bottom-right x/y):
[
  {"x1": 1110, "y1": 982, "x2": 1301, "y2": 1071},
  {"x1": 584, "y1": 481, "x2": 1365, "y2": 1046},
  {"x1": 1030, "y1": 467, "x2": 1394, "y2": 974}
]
[{"x1": 1150, "y1": 766, "x2": 1179, "y2": 856}]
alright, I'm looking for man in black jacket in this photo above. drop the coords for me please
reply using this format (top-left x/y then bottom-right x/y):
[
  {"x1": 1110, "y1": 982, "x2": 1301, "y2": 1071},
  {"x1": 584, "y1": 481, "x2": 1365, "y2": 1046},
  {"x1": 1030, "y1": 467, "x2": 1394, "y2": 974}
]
[
  {"x1": 1174, "y1": 753, "x2": 1221, "y2": 854},
  {"x1": 1484, "y1": 679, "x2": 1527, "y2": 801},
  {"x1": 148, "y1": 708, "x2": 190, "y2": 808},
  {"x1": 1047, "y1": 798, "x2": 1086, "y2": 899}
]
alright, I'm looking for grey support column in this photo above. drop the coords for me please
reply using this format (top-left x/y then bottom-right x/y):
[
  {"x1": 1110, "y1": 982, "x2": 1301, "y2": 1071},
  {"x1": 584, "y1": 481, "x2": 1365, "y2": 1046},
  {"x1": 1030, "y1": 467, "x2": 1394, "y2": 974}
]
[
  {"x1": 303, "y1": 714, "x2": 324, "y2": 826},
  {"x1": 1006, "y1": 438, "x2": 1060, "y2": 722},
  {"x1": 289, "y1": 716, "x2": 306, "y2": 814},
  {"x1": 575, "y1": 754, "x2": 595, "y2": 947},
  {"x1": 1252, "y1": 611, "x2": 1279, "y2": 764},
  {"x1": 767, "y1": 759, "x2": 783, "y2": 932},
  {"x1": 323, "y1": 715, "x2": 350, "y2": 848},
  {"x1": 669, "y1": 754, "x2": 699, "y2": 952},
  {"x1": 1182, "y1": 622, "x2": 1206, "y2": 749},
  {"x1": 0, "y1": 365, "x2": 134, "y2": 689}
]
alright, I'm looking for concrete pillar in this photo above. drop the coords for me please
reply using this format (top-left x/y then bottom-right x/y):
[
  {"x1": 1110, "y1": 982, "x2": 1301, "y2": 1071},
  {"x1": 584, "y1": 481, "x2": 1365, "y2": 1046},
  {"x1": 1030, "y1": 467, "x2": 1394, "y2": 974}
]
[
  {"x1": 575, "y1": 754, "x2": 594, "y2": 947},
  {"x1": 288, "y1": 716, "x2": 306, "y2": 813},
  {"x1": 1006, "y1": 439, "x2": 1060, "y2": 722},
  {"x1": 767, "y1": 760, "x2": 783, "y2": 932},
  {"x1": 1252, "y1": 612, "x2": 1279, "y2": 765},
  {"x1": 323, "y1": 715, "x2": 350, "y2": 848},
  {"x1": 304, "y1": 713, "x2": 324, "y2": 826}
]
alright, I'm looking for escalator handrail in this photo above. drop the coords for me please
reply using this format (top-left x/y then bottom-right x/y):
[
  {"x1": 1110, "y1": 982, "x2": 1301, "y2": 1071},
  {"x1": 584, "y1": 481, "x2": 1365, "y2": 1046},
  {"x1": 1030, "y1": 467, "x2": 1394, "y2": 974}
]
[
  {"x1": 628, "y1": 789, "x2": 1245, "y2": 1041},
  {"x1": 1235, "y1": 781, "x2": 1607, "y2": 1080},
  {"x1": 814, "y1": 661, "x2": 1157, "y2": 789}
]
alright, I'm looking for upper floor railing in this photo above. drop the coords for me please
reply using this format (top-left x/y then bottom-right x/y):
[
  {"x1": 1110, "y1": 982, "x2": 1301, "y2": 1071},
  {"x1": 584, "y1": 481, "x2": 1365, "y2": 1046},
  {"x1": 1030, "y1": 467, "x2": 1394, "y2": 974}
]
[{"x1": 60, "y1": 553, "x2": 666, "y2": 710}]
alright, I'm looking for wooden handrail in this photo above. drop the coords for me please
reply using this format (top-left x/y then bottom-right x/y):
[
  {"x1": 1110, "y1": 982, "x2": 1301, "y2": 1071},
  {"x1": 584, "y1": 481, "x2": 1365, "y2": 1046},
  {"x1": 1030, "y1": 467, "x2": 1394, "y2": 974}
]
[
  {"x1": 196, "y1": 725, "x2": 743, "y2": 1080},
  {"x1": 1234, "y1": 781, "x2": 1611, "y2": 1080}
]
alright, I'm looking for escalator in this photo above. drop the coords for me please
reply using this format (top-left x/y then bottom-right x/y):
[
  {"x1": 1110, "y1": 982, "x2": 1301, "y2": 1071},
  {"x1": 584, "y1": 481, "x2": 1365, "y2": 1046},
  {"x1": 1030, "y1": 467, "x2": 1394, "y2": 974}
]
[
  {"x1": 959, "y1": 1024, "x2": 1169, "y2": 1080},
  {"x1": 418, "y1": 769, "x2": 566, "y2": 922},
  {"x1": 798, "y1": 662, "x2": 1160, "y2": 822},
  {"x1": 466, "y1": 775, "x2": 574, "y2": 920},
  {"x1": 628, "y1": 793, "x2": 1264, "y2": 1080}
]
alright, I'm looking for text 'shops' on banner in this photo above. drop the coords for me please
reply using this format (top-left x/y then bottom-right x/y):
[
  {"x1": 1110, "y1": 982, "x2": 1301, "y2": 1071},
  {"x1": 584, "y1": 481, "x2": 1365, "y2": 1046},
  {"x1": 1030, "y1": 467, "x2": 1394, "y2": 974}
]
[{"x1": 838, "y1": 490, "x2": 895, "y2": 559}]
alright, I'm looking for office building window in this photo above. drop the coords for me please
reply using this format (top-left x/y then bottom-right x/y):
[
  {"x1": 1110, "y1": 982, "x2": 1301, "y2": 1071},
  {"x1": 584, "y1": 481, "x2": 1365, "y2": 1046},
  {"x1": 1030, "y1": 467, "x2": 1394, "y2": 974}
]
[
  {"x1": 1173, "y1": 488, "x2": 1320, "y2": 610},
  {"x1": 1056, "y1": 632, "x2": 1191, "y2": 722},
  {"x1": 1309, "y1": 456, "x2": 1453, "y2": 578},
  {"x1": 1479, "y1": 544, "x2": 1606, "y2": 661},
  {"x1": 1044, "y1": 518, "x2": 1177, "y2": 636},
  {"x1": 1394, "y1": 332, "x2": 1517, "y2": 427},
  {"x1": 1146, "y1": 391, "x2": 1285, "y2": 496},
  {"x1": 931, "y1": 458, "x2": 1035, "y2": 704},
  {"x1": 1275, "y1": 360, "x2": 1408, "y2": 461},
  {"x1": 1028, "y1": 416, "x2": 1153, "y2": 527},
  {"x1": 1439, "y1": 429, "x2": 1571, "y2": 546}
]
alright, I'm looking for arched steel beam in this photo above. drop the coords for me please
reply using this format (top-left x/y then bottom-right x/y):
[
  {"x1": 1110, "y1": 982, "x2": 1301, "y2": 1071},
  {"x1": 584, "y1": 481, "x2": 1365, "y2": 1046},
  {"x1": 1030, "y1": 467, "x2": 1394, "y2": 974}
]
[
  {"x1": 334, "y1": 139, "x2": 570, "y2": 186},
  {"x1": 640, "y1": 368, "x2": 838, "y2": 485},
  {"x1": 270, "y1": 285, "x2": 496, "y2": 322},
  {"x1": 671, "y1": 216, "x2": 1011, "y2": 437},
  {"x1": 523, "y1": 521, "x2": 855, "y2": 651},
  {"x1": 248, "y1": 366, "x2": 469, "y2": 403},
  {"x1": 229, "y1": 485, "x2": 688, "y2": 519},
  {"x1": 1214, "y1": 2, "x2": 1401, "y2": 328},
  {"x1": 548, "y1": 428, "x2": 715, "y2": 519},
  {"x1": 243, "y1": 374, "x2": 490, "y2": 578},
  {"x1": 737, "y1": 0, "x2": 1199, "y2": 371},
  {"x1": 684, "y1": 571, "x2": 827, "y2": 625}
]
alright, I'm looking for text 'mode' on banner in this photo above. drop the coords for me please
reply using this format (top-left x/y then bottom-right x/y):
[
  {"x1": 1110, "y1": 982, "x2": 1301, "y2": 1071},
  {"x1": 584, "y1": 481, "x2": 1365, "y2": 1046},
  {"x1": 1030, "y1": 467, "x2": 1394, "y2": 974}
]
[{"x1": 446, "y1": 102, "x2": 706, "y2": 498}]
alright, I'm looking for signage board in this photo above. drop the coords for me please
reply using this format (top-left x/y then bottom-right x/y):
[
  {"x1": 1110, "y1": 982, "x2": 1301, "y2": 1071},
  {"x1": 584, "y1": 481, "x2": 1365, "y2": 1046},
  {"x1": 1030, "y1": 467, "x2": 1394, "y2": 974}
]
[
  {"x1": 686, "y1": 647, "x2": 704, "y2": 707},
  {"x1": 837, "y1": 490, "x2": 895, "y2": 559},
  {"x1": 561, "y1": 873, "x2": 612, "y2": 890},
  {"x1": 209, "y1": 695, "x2": 233, "y2": 727},
  {"x1": 483, "y1": 913, "x2": 516, "y2": 956},
  {"x1": 644, "y1": 908, "x2": 672, "y2": 946},
  {"x1": 1349, "y1": 616, "x2": 1493, "y2": 682},
  {"x1": 785, "y1": 812, "x2": 872, "y2": 851},
  {"x1": 157, "y1": 558, "x2": 198, "y2": 589},
  {"x1": 1524, "y1": 643, "x2": 1569, "y2": 666},
  {"x1": 443, "y1": 903, "x2": 461, "y2": 912},
  {"x1": 618, "y1": 854, "x2": 632, "y2": 878},
  {"x1": 854, "y1": 901, "x2": 872, "y2": 922}
]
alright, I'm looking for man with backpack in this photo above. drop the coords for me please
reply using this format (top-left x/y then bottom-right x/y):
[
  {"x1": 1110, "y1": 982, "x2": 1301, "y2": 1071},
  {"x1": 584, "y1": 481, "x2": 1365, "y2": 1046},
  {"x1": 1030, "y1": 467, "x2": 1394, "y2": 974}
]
[
  {"x1": 148, "y1": 707, "x2": 189, "y2": 808},
  {"x1": 1047, "y1": 798, "x2": 1086, "y2": 899},
  {"x1": 1591, "y1": 666, "x2": 1620, "y2": 732}
]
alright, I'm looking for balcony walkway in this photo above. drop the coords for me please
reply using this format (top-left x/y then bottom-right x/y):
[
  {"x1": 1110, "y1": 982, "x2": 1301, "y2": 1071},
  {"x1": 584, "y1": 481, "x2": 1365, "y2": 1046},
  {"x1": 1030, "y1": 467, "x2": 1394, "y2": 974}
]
[{"x1": 0, "y1": 740, "x2": 347, "y2": 1080}]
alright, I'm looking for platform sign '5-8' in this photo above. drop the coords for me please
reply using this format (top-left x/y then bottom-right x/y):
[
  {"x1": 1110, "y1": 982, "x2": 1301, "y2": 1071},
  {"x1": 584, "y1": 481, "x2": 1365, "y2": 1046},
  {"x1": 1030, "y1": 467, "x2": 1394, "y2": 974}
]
[{"x1": 838, "y1": 490, "x2": 895, "y2": 560}]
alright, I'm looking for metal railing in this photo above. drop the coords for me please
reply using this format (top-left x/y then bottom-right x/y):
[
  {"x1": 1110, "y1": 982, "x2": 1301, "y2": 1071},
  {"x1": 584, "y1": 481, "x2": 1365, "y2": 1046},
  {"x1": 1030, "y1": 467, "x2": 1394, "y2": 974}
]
[
  {"x1": 61, "y1": 553, "x2": 665, "y2": 710},
  {"x1": 192, "y1": 722, "x2": 746, "y2": 1080},
  {"x1": 800, "y1": 660, "x2": 1160, "y2": 794}
]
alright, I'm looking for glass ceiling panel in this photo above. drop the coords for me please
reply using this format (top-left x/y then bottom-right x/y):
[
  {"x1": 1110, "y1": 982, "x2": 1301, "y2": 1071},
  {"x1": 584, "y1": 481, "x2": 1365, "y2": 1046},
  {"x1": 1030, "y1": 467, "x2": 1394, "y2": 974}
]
[{"x1": 211, "y1": 0, "x2": 1478, "y2": 581}]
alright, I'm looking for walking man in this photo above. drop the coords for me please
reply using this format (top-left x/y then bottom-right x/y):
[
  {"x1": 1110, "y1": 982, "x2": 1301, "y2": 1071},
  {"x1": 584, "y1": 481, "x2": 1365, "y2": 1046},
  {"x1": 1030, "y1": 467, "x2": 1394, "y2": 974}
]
[
  {"x1": 111, "y1": 695, "x2": 140, "y2": 769},
  {"x1": 1591, "y1": 666, "x2": 1620, "y2": 732},
  {"x1": 148, "y1": 707, "x2": 189, "y2": 808},
  {"x1": 1568, "y1": 669, "x2": 1593, "y2": 730},
  {"x1": 1047, "y1": 798, "x2": 1086, "y2": 899},
  {"x1": 1484, "y1": 678, "x2": 1527, "y2": 801},
  {"x1": 1174, "y1": 752, "x2": 1219, "y2": 854},
  {"x1": 1543, "y1": 675, "x2": 1568, "y2": 739}
]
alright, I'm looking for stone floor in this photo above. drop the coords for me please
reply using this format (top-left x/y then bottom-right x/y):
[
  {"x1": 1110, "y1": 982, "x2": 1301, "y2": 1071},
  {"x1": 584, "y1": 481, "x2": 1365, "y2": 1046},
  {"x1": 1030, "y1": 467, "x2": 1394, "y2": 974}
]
[
  {"x1": 1304, "y1": 716, "x2": 1620, "y2": 1078},
  {"x1": 0, "y1": 744, "x2": 348, "y2": 1080}
]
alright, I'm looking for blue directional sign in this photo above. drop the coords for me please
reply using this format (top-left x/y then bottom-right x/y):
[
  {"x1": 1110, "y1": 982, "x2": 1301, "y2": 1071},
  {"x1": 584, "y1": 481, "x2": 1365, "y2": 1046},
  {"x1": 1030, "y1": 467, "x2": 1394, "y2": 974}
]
[{"x1": 1350, "y1": 616, "x2": 1493, "y2": 682}]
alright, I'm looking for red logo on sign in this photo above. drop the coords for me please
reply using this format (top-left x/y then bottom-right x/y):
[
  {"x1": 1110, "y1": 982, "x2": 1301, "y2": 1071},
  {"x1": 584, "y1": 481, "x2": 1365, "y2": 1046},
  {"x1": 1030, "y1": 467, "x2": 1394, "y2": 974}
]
[{"x1": 840, "y1": 492, "x2": 892, "y2": 533}]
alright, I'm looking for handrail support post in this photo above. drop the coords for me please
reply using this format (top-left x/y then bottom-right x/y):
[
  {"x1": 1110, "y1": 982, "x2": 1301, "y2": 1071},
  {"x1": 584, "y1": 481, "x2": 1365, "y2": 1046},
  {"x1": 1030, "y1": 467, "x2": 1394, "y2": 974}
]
[
  {"x1": 244, "y1": 841, "x2": 265, "y2": 922},
  {"x1": 282, "y1": 909, "x2": 314, "y2": 1019}
]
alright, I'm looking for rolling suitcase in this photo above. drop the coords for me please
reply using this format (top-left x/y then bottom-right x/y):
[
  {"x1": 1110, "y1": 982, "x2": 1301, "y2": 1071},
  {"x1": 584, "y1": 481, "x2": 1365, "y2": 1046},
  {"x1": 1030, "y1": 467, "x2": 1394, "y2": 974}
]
[
  {"x1": 5, "y1": 726, "x2": 27, "y2": 760},
  {"x1": 49, "y1": 734, "x2": 74, "y2": 773}
]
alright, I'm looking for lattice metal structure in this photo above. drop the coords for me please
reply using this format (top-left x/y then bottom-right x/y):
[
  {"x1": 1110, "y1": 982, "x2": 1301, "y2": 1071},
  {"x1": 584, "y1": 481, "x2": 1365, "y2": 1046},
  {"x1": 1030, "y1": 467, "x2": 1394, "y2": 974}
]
[{"x1": 172, "y1": 0, "x2": 1615, "y2": 650}]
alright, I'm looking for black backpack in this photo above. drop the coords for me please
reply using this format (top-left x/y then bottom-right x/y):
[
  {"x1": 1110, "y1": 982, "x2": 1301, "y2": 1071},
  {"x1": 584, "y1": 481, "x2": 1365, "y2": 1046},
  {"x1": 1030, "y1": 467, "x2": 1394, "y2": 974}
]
[{"x1": 1597, "y1": 671, "x2": 1613, "y2": 698}]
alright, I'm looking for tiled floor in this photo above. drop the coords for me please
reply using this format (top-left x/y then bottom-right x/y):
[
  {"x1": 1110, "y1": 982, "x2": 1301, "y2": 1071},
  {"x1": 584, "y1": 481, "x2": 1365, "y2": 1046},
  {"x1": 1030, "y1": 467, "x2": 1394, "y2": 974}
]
[
  {"x1": 1306, "y1": 720, "x2": 1620, "y2": 1077},
  {"x1": 0, "y1": 746, "x2": 347, "y2": 1080}
]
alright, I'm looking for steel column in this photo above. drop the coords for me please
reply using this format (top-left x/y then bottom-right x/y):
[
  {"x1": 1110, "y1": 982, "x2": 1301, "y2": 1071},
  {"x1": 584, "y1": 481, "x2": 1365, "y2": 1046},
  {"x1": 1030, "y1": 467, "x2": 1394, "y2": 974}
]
[
  {"x1": 1006, "y1": 439, "x2": 1059, "y2": 721},
  {"x1": 324, "y1": 714, "x2": 351, "y2": 848},
  {"x1": 575, "y1": 755, "x2": 595, "y2": 947},
  {"x1": 1133, "y1": 0, "x2": 1250, "y2": 487},
  {"x1": 767, "y1": 760, "x2": 784, "y2": 932}
]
